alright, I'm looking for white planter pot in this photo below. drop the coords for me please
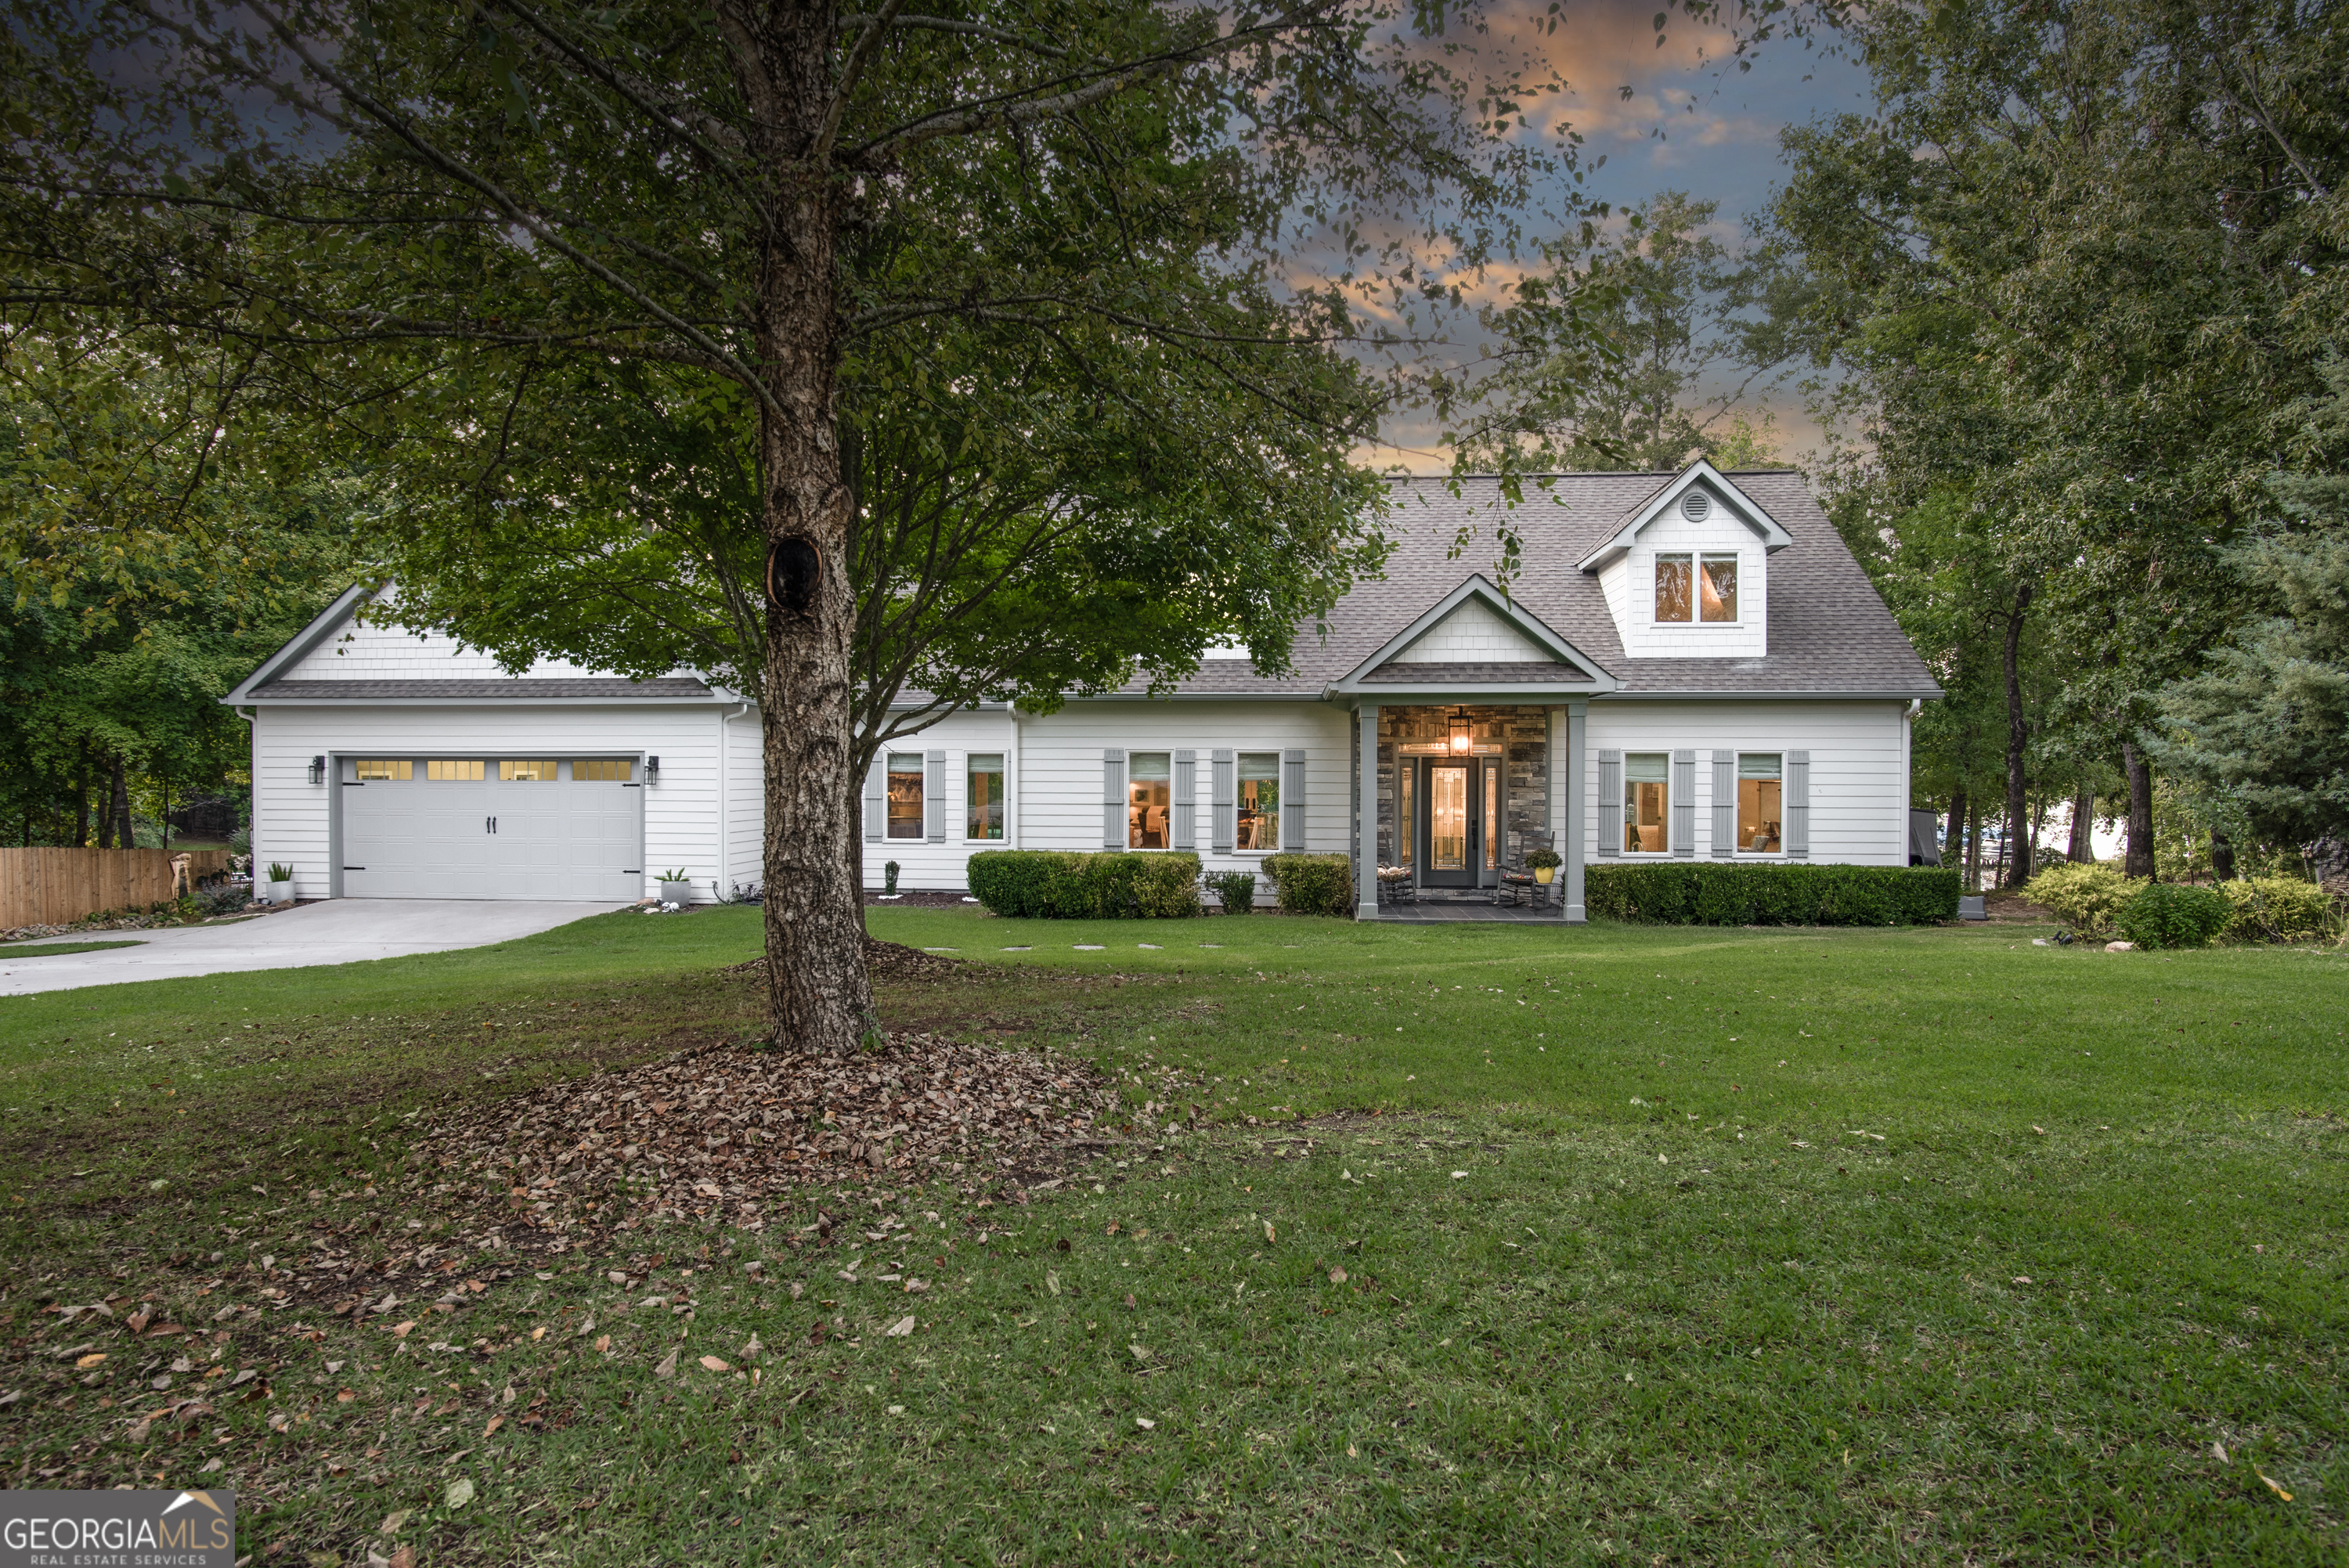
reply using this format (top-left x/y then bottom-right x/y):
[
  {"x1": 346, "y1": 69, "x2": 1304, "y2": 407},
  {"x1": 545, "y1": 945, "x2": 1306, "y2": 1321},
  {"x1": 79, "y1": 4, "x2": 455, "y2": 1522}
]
[
  {"x1": 659, "y1": 880, "x2": 696, "y2": 904},
  {"x1": 265, "y1": 880, "x2": 294, "y2": 903}
]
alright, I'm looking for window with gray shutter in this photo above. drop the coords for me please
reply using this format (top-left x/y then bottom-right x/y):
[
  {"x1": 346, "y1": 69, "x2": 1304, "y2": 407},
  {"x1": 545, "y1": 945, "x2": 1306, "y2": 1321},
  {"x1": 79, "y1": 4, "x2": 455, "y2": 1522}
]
[
  {"x1": 1172, "y1": 749, "x2": 1196, "y2": 849},
  {"x1": 925, "y1": 751, "x2": 946, "y2": 842},
  {"x1": 1596, "y1": 750, "x2": 1622, "y2": 858},
  {"x1": 1102, "y1": 749, "x2": 1127, "y2": 849},
  {"x1": 1711, "y1": 751, "x2": 1735, "y2": 858},
  {"x1": 1281, "y1": 749, "x2": 1307, "y2": 852},
  {"x1": 863, "y1": 759, "x2": 885, "y2": 842},
  {"x1": 1211, "y1": 749, "x2": 1236, "y2": 853},
  {"x1": 1786, "y1": 751, "x2": 1811, "y2": 859},
  {"x1": 1671, "y1": 751, "x2": 1696, "y2": 857}
]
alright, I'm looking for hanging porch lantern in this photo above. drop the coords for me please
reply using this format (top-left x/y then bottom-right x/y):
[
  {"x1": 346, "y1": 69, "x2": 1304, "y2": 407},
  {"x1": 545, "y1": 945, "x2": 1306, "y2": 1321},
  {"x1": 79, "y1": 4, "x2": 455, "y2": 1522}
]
[{"x1": 1448, "y1": 708, "x2": 1472, "y2": 754}]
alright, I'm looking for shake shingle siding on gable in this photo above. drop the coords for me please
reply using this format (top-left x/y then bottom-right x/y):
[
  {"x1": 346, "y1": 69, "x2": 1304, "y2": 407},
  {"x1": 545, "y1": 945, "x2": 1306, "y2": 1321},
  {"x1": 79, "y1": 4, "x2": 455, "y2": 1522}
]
[{"x1": 1135, "y1": 474, "x2": 1938, "y2": 698}]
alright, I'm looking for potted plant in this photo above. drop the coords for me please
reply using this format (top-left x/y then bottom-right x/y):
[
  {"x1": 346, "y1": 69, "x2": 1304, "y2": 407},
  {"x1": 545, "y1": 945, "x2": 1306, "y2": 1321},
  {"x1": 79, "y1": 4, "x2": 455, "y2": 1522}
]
[
  {"x1": 263, "y1": 863, "x2": 295, "y2": 903},
  {"x1": 656, "y1": 869, "x2": 696, "y2": 904},
  {"x1": 1525, "y1": 847, "x2": 1562, "y2": 885}
]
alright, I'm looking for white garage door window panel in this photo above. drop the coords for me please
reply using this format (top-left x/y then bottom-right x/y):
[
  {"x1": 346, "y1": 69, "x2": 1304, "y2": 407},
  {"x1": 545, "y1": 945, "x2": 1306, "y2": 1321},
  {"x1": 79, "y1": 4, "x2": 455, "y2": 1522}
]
[{"x1": 341, "y1": 759, "x2": 642, "y2": 900}]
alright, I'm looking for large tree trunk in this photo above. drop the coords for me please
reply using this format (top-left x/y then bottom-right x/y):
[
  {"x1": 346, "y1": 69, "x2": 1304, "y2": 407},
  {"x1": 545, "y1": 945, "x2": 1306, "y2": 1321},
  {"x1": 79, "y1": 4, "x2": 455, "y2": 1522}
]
[
  {"x1": 2122, "y1": 741, "x2": 2156, "y2": 879},
  {"x1": 1944, "y1": 787, "x2": 1967, "y2": 868},
  {"x1": 74, "y1": 759, "x2": 92, "y2": 848},
  {"x1": 2001, "y1": 586, "x2": 2033, "y2": 889},
  {"x1": 742, "y1": 5, "x2": 875, "y2": 1054},
  {"x1": 2067, "y1": 783, "x2": 2095, "y2": 862},
  {"x1": 1965, "y1": 795, "x2": 1982, "y2": 891},
  {"x1": 111, "y1": 758, "x2": 135, "y2": 849}
]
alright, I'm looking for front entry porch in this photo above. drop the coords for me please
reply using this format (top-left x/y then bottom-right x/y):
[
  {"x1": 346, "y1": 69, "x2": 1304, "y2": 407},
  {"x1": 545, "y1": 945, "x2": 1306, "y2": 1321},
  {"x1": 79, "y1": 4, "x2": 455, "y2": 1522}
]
[{"x1": 1351, "y1": 701, "x2": 1587, "y2": 924}]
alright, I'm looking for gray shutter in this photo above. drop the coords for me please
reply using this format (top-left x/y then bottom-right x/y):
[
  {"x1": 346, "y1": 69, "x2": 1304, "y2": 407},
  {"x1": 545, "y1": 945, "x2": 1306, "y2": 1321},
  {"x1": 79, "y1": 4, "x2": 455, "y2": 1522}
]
[
  {"x1": 1103, "y1": 749, "x2": 1128, "y2": 849},
  {"x1": 1596, "y1": 750, "x2": 1622, "y2": 859},
  {"x1": 1172, "y1": 748, "x2": 1196, "y2": 850},
  {"x1": 1787, "y1": 750, "x2": 1811, "y2": 859},
  {"x1": 1281, "y1": 749, "x2": 1307, "y2": 853},
  {"x1": 1671, "y1": 750, "x2": 1695, "y2": 857},
  {"x1": 1711, "y1": 751, "x2": 1735, "y2": 858},
  {"x1": 925, "y1": 750, "x2": 946, "y2": 843},
  {"x1": 863, "y1": 759, "x2": 885, "y2": 842},
  {"x1": 1211, "y1": 749, "x2": 1236, "y2": 853}
]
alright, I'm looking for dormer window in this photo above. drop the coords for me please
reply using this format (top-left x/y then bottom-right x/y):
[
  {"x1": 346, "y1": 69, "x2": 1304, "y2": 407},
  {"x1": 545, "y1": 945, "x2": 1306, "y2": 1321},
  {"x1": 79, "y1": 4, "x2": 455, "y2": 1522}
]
[{"x1": 1654, "y1": 553, "x2": 1740, "y2": 623}]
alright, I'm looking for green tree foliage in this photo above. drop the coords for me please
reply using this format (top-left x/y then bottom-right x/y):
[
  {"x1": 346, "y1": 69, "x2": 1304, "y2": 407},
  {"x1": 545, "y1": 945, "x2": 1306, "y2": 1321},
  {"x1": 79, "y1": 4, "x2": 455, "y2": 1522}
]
[{"x1": 2156, "y1": 362, "x2": 2349, "y2": 853}]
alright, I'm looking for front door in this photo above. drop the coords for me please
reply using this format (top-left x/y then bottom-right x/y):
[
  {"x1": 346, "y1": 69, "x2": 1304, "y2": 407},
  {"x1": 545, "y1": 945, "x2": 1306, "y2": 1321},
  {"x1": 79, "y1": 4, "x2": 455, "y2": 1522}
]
[{"x1": 1416, "y1": 758, "x2": 1488, "y2": 888}]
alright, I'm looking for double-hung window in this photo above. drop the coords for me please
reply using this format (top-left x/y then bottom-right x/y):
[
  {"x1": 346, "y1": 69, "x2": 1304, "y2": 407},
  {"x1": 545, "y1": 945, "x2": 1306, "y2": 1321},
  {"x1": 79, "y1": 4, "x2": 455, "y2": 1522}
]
[
  {"x1": 967, "y1": 754, "x2": 1005, "y2": 840},
  {"x1": 1236, "y1": 752, "x2": 1280, "y2": 851},
  {"x1": 1737, "y1": 753, "x2": 1783, "y2": 853},
  {"x1": 1623, "y1": 752, "x2": 1669, "y2": 853},
  {"x1": 1655, "y1": 553, "x2": 1739, "y2": 622},
  {"x1": 1128, "y1": 752, "x2": 1171, "y2": 849},
  {"x1": 886, "y1": 753, "x2": 923, "y2": 839}
]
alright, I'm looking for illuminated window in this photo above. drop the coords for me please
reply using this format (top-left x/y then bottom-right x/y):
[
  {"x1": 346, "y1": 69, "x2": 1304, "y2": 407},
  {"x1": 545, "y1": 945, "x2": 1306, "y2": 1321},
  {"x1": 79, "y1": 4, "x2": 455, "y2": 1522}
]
[
  {"x1": 500, "y1": 759, "x2": 556, "y2": 781},
  {"x1": 1128, "y1": 752, "x2": 1171, "y2": 849},
  {"x1": 1624, "y1": 752, "x2": 1669, "y2": 853},
  {"x1": 1396, "y1": 763, "x2": 1413, "y2": 867},
  {"x1": 353, "y1": 759, "x2": 411, "y2": 781},
  {"x1": 573, "y1": 759, "x2": 632, "y2": 782},
  {"x1": 887, "y1": 753, "x2": 923, "y2": 839},
  {"x1": 1236, "y1": 752, "x2": 1280, "y2": 852},
  {"x1": 427, "y1": 759, "x2": 485, "y2": 781},
  {"x1": 1701, "y1": 553, "x2": 1739, "y2": 622},
  {"x1": 1485, "y1": 761, "x2": 1499, "y2": 870},
  {"x1": 1738, "y1": 753, "x2": 1782, "y2": 853},
  {"x1": 1654, "y1": 554, "x2": 1693, "y2": 622},
  {"x1": 967, "y1": 754, "x2": 1005, "y2": 840}
]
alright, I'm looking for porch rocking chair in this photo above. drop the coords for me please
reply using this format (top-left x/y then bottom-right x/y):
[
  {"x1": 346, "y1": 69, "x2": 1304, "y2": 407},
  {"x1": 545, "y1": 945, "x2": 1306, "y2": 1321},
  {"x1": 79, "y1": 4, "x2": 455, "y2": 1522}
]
[
  {"x1": 1377, "y1": 864, "x2": 1416, "y2": 906},
  {"x1": 1492, "y1": 831, "x2": 1554, "y2": 909}
]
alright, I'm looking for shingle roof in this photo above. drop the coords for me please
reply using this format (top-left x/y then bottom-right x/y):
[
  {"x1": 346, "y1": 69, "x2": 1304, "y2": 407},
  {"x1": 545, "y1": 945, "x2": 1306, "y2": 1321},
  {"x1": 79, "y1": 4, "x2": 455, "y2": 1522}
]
[
  {"x1": 248, "y1": 678, "x2": 714, "y2": 701},
  {"x1": 1150, "y1": 471, "x2": 1939, "y2": 698},
  {"x1": 1361, "y1": 661, "x2": 1580, "y2": 683}
]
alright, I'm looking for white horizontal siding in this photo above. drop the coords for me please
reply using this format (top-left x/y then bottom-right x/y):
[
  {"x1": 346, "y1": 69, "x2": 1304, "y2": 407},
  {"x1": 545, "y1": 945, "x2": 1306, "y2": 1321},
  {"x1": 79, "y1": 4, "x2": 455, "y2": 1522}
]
[
  {"x1": 1395, "y1": 597, "x2": 1552, "y2": 664},
  {"x1": 856, "y1": 710, "x2": 1019, "y2": 892},
  {"x1": 726, "y1": 708, "x2": 764, "y2": 897},
  {"x1": 251, "y1": 706, "x2": 726, "y2": 903},
  {"x1": 1582, "y1": 700, "x2": 1907, "y2": 865}
]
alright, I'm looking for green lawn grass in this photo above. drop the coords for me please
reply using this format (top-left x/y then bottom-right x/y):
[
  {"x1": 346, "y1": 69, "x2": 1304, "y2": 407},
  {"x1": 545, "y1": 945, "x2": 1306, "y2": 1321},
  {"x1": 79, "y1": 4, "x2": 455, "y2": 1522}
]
[
  {"x1": 0, "y1": 905, "x2": 2340, "y2": 1564},
  {"x1": 0, "y1": 941, "x2": 146, "y2": 957}
]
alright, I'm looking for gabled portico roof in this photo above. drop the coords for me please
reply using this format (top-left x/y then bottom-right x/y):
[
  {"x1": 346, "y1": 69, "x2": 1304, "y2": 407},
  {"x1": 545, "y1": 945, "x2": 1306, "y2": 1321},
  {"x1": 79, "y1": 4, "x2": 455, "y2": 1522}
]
[{"x1": 1326, "y1": 574, "x2": 1618, "y2": 700}]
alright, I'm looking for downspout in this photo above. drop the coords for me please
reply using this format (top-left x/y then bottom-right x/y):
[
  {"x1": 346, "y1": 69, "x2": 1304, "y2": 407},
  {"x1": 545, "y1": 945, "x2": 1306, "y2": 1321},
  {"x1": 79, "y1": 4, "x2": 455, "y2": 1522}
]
[{"x1": 719, "y1": 701, "x2": 752, "y2": 900}]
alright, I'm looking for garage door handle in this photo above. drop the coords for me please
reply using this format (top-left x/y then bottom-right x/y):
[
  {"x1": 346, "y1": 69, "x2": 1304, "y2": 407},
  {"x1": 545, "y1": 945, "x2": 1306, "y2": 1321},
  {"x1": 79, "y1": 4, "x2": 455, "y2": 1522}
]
[
  {"x1": 343, "y1": 866, "x2": 366, "y2": 871},
  {"x1": 486, "y1": 816, "x2": 498, "y2": 834}
]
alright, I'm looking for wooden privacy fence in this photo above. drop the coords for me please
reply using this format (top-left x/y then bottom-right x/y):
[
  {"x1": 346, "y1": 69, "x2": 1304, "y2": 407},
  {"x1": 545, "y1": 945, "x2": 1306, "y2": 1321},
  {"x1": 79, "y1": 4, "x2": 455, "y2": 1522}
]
[{"x1": 0, "y1": 848, "x2": 236, "y2": 928}]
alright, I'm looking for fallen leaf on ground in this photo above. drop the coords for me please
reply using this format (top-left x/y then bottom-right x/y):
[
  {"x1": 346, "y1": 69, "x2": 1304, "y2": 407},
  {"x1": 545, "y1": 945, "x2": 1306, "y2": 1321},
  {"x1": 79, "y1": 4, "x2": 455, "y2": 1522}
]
[
  {"x1": 653, "y1": 1349, "x2": 679, "y2": 1379},
  {"x1": 884, "y1": 1316, "x2": 916, "y2": 1338},
  {"x1": 698, "y1": 1356, "x2": 731, "y2": 1372},
  {"x1": 445, "y1": 1477, "x2": 474, "y2": 1509},
  {"x1": 1330, "y1": 1267, "x2": 1348, "y2": 1284},
  {"x1": 75, "y1": 1354, "x2": 106, "y2": 1369},
  {"x1": 379, "y1": 1510, "x2": 410, "y2": 1535},
  {"x1": 2259, "y1": 1472, "x2": 2293, "y2": 1501}
]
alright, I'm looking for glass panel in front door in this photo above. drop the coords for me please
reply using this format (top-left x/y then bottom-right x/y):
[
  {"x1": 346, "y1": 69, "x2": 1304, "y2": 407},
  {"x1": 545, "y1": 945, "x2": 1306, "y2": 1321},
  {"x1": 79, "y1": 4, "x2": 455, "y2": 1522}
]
[{"x1": 1430, "y1": 764, "x2": 1469, "y2": 870}]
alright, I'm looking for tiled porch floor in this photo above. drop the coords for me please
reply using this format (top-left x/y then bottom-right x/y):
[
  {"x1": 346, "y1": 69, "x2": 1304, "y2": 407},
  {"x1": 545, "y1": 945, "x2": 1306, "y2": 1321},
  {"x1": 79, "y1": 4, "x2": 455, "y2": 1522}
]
[{"x1": 1373, "y1": 889, "x2": 1565, "y2": 923}]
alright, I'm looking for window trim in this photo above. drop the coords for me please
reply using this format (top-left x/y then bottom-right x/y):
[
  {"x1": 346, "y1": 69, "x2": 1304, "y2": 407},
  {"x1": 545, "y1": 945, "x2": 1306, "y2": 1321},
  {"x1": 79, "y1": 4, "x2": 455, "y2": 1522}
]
[
  {"x1": 884, "y1": 751, "x2": 925, "y2": 842},
  {"x1": 965, "y1": 752, "x2": 1006, "y2": 842},
  {"x1": 1653, "y1": 552, "x2": 1694, "y2": 624},
  {"x1": 1622, "y1": 751, "x2": 1672, "y2": 856},
  {"x1": 1232, "y1": 749, "x2": 1282, "y2": 856},
  {"x1": 1698, "y1": 552, "x2": 1741, "y2": 625},
  {"x1": 1126, "y1": 749, "x2": 1174, "y2": 850}
]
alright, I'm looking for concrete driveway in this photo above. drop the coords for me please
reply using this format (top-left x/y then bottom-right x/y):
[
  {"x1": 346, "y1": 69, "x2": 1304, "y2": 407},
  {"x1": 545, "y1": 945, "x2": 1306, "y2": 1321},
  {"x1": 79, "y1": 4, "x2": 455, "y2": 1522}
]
[{"x1": 0, "y1": 899, "x2": 621, "y2": 997}]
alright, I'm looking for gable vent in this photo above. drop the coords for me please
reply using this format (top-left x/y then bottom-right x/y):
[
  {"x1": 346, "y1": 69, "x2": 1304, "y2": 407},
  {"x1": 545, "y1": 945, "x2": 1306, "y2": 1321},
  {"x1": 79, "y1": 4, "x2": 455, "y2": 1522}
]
[{"x1": 1680, "y1": 492, "x2": 1711, "y2": 522}]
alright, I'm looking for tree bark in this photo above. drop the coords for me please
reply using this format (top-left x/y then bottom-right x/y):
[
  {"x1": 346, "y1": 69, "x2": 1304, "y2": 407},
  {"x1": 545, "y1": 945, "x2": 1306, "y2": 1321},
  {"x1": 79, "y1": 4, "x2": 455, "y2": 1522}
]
[
  {"x1": 1965, "y1": 795, "x2": 1982, "y2": 892},
  {"x1": 114, "y1": 760, "x2": 135, "y2": 849},
  {"x1": 740, "y1": 5, "x2": 875, "y2": 1054},
  {"x1": 2067, "y1": 783, "x2": 2095, "y2": 862},
  {"x1": 1943, "y1": 787, "x2": 1967, "y2": 868},
  {"x1": 2000, "y1": 585, "x2": 2033, "y2": 889},
  {"x1": 2210, "y1": 829, "x2": 2235, "y2": 881},
  {"x1": 2122, "y1": 741, "x2": 2156, "y2": 879}
]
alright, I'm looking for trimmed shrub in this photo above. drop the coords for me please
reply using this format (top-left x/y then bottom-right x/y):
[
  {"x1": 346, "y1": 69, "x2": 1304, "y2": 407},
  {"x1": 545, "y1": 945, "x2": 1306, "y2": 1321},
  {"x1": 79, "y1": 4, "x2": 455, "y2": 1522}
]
[
  {"x1": 2113, "y1": 881, "x2": 2232, "y2": 949},
  {"x1": 1261, "y1": 853, "x2": 1355, "y2": 917},
  {"x1": 965, "y1": 851, "x2": 1202, "y2": 919},
  {"x1": 1586, "y1": 863, "x2": 1961, "y2": 926},
  {"x1": 2022, "y1": 861, "x2": 2137, "y2": 934},
  {"x1": 1203, "y1": 870, "x2": 1257, "y2": 913},
  {"x1": 2218, "y1": 876, "x2": 2336, "y2": 943}
]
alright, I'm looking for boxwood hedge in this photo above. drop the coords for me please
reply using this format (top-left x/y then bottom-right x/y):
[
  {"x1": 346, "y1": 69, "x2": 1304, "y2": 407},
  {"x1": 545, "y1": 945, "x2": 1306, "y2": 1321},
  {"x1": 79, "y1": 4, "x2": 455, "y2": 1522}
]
[
  {"x1": 1261, "y1": 853, "x2": 1355, "y2": 917},
  {"x1": 965, "y1": 850, "x2": 1203, "y2": 919},
  {"x1": 1585, "y1": 863, "x2": 1961, "y2": 926}
]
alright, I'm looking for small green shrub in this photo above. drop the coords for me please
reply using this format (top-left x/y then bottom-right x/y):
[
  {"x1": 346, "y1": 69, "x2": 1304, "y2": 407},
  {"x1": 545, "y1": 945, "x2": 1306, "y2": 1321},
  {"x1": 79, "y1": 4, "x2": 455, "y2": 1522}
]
[
  {"x1": 1586, "y1": 863, "x2": 1961, "y2": 925},
  {"x1": 265, "y1": 863, "x2": 294, "y2": 882},
  {"x1": 965, "y1": 851, "x2": 1202, "y2": 918},
  {"x1": 2022, "y1": 861, "x2": 2138, "y2": 934},
  {"x1": 882, "y1": 861, "x2": 900, "y2": 894},
  {"x1": 1525, "y1": 847, "x2": 1562, "y2": 871},
  {"x1": 1203, "y1": 871, "x2": 1257, "y2": 914},
  {"x1": 2113, "y1": 881, "x2": 2232, "y2": 949},
  {"x1": 2218, "y1": 876, "x2": 2337, "y2": 943},
  {"x1": 1261, "y1": 853, "x2": 1355, "y2": 917}
]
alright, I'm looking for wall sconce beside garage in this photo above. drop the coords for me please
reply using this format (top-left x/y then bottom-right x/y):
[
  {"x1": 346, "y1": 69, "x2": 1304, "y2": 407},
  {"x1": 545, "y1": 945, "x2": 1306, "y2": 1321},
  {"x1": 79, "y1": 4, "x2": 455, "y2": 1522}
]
[
  {"x1": 309, "y1": 755, "x2": 327, "y2": 784},
  {"x1": 645, "y1": 755, "x2": 661, "y2": 785}
]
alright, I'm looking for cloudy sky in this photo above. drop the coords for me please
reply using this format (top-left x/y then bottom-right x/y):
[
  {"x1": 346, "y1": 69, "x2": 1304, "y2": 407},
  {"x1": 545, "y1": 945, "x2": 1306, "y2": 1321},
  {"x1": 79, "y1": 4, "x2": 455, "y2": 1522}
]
[{"x1": 1362, "y1": 0, "x2": 1878, "y2": 471}]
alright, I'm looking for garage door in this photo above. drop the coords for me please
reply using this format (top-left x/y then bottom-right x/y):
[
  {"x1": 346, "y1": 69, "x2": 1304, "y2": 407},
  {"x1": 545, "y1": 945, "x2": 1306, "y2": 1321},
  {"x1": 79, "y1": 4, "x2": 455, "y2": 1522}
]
[{"x1": 338, "y1": 757, "x2": 643, "y2": 900}]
